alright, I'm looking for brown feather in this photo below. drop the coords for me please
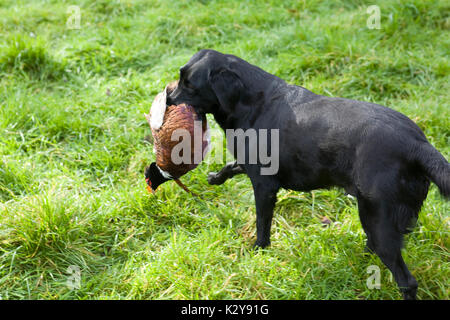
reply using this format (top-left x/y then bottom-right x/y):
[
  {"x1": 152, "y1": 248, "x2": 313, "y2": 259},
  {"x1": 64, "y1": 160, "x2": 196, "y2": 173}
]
[{"x1": 151, "y1": 103, "x2": 208, "y2": 179}]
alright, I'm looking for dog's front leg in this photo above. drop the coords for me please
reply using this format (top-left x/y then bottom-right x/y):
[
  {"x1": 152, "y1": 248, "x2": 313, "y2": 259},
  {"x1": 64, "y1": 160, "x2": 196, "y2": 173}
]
[
  {"x1": 251, "y1": 179, "x2": 279, "y2": 249},
  {"x1": 207, "y1": 161, "x2": 245, "y2": 185}
]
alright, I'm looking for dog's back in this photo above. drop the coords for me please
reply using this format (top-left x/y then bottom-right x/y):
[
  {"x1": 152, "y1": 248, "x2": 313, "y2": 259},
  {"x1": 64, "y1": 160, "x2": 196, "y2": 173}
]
[{"x1": 280, "y1": 87, "x2": 449, "y2": 197}]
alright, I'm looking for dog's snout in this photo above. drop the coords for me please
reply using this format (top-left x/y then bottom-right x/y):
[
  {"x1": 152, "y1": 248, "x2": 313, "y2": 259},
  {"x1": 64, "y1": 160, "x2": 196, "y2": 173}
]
[
  {"x1": 165, "y1": 83, "x2": 180, "y2": 106},
  {"x1": 165, "y1": 80, "x2": 179, "y2": 106},
  {"x1": 166, "y1": 94, "x2": 173, "y2": 106}
]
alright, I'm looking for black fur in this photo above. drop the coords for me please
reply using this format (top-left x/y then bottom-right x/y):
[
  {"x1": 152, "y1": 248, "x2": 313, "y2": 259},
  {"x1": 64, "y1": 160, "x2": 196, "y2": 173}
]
[{"x1": 167, "y1": 49, "x2": 450, "y2": 300}]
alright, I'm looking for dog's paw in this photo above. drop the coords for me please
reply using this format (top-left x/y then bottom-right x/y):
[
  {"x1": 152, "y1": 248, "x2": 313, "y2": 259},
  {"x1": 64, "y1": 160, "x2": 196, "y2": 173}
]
[
  {"x1": 253, "y1": 240, "x2": 270, "y2": 250},
  {"x1": 401, "y1": 280, "x2": 418, "y2": 300},
  {"x1": 207, "y1": 172, "x2": 224, "y2": 185}
]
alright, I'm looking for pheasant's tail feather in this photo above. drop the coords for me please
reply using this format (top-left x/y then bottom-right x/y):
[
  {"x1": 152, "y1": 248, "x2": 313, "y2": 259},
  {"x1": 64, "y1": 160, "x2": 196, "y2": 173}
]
[{"x1": 174, "y1": 179, "x2": 198, "y2": 197}]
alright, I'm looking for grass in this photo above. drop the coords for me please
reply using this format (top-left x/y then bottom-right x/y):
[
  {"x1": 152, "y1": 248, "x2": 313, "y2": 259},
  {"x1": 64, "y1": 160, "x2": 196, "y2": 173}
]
[{"x1": 0, "y1": 0, "x2": 449, "y2": 300}]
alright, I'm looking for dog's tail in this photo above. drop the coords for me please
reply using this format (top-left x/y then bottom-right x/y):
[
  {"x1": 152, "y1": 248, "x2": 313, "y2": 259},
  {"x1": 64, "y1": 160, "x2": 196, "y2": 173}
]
[{"x1": 416, "y1": 142, "x2": 450, "y2": 198}]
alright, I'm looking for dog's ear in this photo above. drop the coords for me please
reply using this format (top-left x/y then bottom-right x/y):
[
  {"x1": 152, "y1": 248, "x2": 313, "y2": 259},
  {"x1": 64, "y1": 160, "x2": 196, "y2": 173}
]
[{"x1": 209, "y1": 68, "x2": 244, "y2": 111}]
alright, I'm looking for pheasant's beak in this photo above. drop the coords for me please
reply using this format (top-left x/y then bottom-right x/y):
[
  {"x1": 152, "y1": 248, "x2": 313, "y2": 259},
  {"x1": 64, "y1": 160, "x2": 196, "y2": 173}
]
[{"x1": 145, "y1": 178, "x2": 155, "y2": 194}]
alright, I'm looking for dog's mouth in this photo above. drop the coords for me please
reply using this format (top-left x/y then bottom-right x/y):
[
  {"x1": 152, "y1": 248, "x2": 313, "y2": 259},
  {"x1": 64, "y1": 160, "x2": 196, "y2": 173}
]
[
  {"x1": 181, "y1": 102, "x2": 205, "y2": 117},
  {"x1": 164, "y1": 83, "x2": 207, "y2": 116}
]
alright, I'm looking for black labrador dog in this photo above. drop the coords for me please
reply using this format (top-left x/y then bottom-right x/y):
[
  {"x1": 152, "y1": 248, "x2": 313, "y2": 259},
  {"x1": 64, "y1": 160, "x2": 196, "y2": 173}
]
[{"x1": 166, "y1": 49, "x2": 450, "y2": 300}]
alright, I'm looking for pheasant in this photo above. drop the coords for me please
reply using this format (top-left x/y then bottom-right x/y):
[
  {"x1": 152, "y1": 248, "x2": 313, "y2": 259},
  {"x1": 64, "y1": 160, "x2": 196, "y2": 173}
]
[{"x1": 144, "y1": 81, "x2": 209, "y2": 195}]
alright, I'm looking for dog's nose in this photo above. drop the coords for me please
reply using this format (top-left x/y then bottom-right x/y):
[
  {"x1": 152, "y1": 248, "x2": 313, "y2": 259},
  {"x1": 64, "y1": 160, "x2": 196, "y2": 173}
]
[{"x1": 165, "y1": 82, "x2": 180, "y2": 106}]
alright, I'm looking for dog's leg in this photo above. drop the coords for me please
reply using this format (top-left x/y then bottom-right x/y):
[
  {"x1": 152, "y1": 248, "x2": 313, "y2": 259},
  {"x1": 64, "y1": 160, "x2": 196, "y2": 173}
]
[
  {"x1": 207, "y1": 161, "x2": 245, "y2": 185},
  {"x1": 251, "y1": 179, "x2": 279, "y2": 249},
  {"x1": 357, "y1": 197, "x2": 377, "y2": 254},
  {"x1": 358, "y1": 197, "x2": 418, "y2": 300}
]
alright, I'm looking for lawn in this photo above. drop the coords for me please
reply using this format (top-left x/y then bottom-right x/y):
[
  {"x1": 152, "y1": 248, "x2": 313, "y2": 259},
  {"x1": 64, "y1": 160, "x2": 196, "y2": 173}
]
[{"x1": 0, "y1": 0, "x2": 448, "y2": 300}]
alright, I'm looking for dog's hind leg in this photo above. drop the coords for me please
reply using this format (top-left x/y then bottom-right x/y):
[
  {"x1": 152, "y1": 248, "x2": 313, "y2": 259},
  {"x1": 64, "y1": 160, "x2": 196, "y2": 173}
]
[
  {"x1": 357, "y1": 197, "x2": 377, "y2": 254},
  {"x1": 207, "y1": 161, "x2": 245, "y2": 185},
  {"x1": 357, "y1": 198, "x2": 418, "y2": 300}
]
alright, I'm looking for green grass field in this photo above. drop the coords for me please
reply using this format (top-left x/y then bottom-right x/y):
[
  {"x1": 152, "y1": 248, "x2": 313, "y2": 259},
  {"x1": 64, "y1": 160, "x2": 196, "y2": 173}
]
[{"x1": 0, "y1": 0, "x2": 448, "y2": 300}]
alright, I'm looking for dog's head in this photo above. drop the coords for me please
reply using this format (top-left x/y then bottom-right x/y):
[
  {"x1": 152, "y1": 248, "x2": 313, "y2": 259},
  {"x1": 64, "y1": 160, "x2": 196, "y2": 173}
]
[{"x1": 166, "y1": 49, "x2": 246, "y2": 116}]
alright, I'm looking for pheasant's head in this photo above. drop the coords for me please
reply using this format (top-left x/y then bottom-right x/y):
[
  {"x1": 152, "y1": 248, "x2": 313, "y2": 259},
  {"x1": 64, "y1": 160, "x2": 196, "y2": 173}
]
[{"x1": 144, "y1": 162, "x2": 171, "y2": 193}]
